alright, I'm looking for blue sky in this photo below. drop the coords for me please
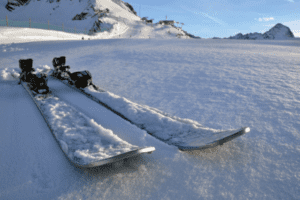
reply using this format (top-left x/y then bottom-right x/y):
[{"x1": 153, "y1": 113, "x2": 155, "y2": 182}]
[{"x1": 126, "y1": 0, "x2": 300, "y2": 38}]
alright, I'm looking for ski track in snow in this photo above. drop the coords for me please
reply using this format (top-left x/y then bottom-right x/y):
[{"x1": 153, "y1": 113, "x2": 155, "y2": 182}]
[{"x1": 1, "y1": 31, "x2": 300, "y2": 199}]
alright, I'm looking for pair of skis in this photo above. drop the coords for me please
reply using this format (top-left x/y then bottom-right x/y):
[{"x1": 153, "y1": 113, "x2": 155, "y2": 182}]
[{"x1": 12, "y1": 69, "x2": 250, "y2": 168}]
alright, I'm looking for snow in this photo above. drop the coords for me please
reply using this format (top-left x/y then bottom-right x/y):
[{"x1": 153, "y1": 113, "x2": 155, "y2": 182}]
[
  {"x1": 1, "y1": 1, "x2": 300, "y2": 199},
  {"x1": 1, "y1": 28, "x2": 300, "y2": 199},
  {"x1": 38, "y1": 94, "x2": 139, "y2": 165}
]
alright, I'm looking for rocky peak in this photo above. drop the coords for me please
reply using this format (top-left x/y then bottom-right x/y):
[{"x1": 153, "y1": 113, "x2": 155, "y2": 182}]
[
  {"x1": 262, "y1": 23, "x2": 294, "y2": 39},
  {"x1": 228, "y1": 23, "x2": 295, "y2": 40}
]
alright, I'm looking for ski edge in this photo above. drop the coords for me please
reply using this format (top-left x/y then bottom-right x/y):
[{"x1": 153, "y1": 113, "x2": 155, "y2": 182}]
[{"x1": 177, "y1": 127, "x2": 251, "y2": 151}]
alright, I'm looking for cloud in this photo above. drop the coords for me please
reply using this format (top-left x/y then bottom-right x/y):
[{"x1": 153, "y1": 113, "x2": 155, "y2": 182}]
[
  {"x1": 258, "y1": 17, "x2": 274, "y2": 22},
  {"x1": 286, "y1": 0, "x2": 294, "y2": 2},
  {"x1": 179, "y1": 5, "x2": 227, "y2": 26},
  {"x1": 194, "y1": 12, "x2": 227, "y2": 26},
  {"x1": 283, "y1": 20, "x2": 300, "y2": 37}
]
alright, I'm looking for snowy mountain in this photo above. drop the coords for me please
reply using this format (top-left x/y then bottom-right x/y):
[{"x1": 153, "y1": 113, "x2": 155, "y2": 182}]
[
  {"x1": 1, "y1": 0, "x2": 195, "y2": 38},
  {"x1": 228, "y1": 23, "x2": 295, "y2": 40},
  {"x1": 3, "y1": 0, "x2": 140, "y2": 34}
]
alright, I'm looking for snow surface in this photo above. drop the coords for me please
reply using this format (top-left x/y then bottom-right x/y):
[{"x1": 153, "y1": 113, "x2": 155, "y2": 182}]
[{"x1": 1, "y1": 27, "x2": 300, "y2": 200}]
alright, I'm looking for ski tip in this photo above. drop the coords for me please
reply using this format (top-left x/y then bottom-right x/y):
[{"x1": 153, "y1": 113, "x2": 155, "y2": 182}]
[
  {"x1": 244, "y1": 127, "x2": 251, "y2": 133},
  {"x1": 178, "y1": 127, "x2": 251, "y2": 151},
  {"x1": 77, "y1": 146, "x2": 156, "y2": 168}
]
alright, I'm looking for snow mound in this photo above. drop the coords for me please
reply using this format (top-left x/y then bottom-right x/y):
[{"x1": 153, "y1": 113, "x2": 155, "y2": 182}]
[
  {"x1": 228, "y1": 23, "x2": 295, "y2": 40},
  {"x1": 0, "y1": 68, "x2": 18, "y2": 81}
]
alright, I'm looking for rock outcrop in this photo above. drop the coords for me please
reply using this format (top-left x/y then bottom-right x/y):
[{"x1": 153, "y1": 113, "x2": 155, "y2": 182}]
[
  {"x1": 6, "y1": 0, "x2": 29, "y2": 11},
  {"x1": 89, "y1": 19, "x2": 102, "y2": 35},
  {"x1": 124, "y1": 2, "x2": 137, "y2": 16},
  {"x1": 72, "y1": 12, "x2": 89, "y2": 20}
]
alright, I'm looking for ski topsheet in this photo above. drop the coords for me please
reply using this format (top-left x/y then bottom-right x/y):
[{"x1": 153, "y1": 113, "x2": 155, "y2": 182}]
[
  {"x1": 50, "y1": 74, "x2": 250, "y2": 151},
  {"x1": 11, "y1": 72, "x2": 155, "y2": 168}
]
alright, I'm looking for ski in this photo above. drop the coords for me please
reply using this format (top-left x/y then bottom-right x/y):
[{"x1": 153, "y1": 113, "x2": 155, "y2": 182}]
[
  {"x1": 11, "y1": 61, "x2": 155, "y2": 168},
  {"x1": 49, "y1": 56, "x2": 251, "y2": 151}
]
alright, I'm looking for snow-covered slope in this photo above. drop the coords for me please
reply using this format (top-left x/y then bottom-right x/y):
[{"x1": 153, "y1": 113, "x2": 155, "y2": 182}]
[
  {"x1": 1, "y1": 0, "x2": 192, "y2": 38},
  {"x1": 228, "y1": 23, "x2": 295, "y2": 40},
  {"x1": 1, "y1": 28, "x2": 300, "y2": 199},
  {"x1": 2, "y1": 0, "x2": 140, "y2": 34}
]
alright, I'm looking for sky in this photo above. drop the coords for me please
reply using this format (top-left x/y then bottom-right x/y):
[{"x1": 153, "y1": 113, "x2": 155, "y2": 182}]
[{"x1": 126, "y1": 0, "x2": 300, "y2": 38}]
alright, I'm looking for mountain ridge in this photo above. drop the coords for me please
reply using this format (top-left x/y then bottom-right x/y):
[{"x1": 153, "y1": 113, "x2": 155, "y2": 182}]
[{"x1": 227, "y1": 23, "x2": 294, "y2": 40}]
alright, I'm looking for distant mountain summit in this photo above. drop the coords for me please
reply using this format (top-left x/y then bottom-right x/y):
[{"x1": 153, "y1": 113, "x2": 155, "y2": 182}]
[
  {"x1": 263, "y1": 23, "x2": 294, "y2": 39},
  {"x1": 228, "y1": 23, "x2": 295, "y2": 40}
]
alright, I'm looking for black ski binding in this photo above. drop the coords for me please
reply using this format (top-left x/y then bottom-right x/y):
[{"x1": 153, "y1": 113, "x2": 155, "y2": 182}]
[
  {"x1": 19, "y1": 59, "x2": 50, "y2": 95},
  {"x1": 52, "y1": 56, "x2": 99, "y2": 90},
  {"x1": 52, "y1": 56, "x2": 71, "y2": 80}
]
